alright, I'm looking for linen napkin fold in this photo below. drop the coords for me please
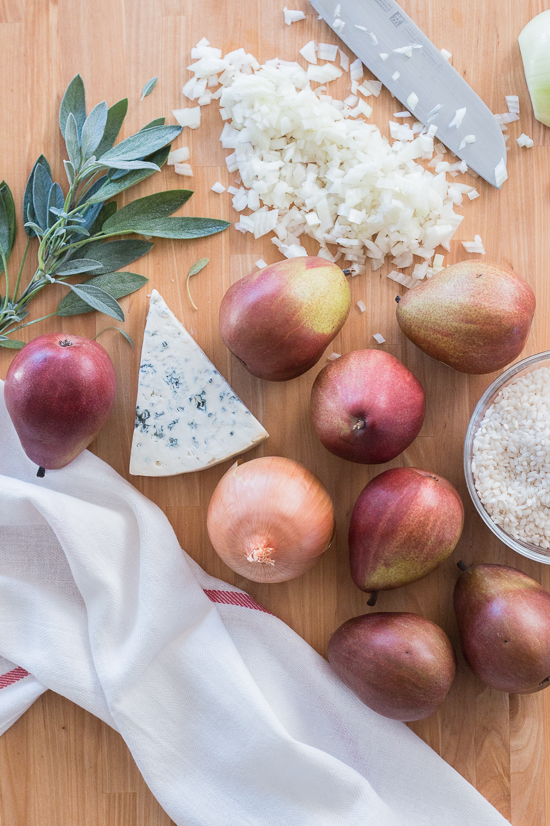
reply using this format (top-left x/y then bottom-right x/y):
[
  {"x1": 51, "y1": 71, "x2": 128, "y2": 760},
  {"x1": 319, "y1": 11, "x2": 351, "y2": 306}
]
[{"x1": 0, "y1": 383, "x2": 509, "y2": 826}]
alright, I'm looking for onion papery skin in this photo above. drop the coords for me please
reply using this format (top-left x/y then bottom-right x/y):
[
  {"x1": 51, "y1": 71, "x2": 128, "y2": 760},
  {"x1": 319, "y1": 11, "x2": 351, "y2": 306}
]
[
  {"x1": 206, "y1": 456, "x2": 335, "y2": 583},
  {"x1": 519, "y1": 11, "x2": 550, "y2": 127}
]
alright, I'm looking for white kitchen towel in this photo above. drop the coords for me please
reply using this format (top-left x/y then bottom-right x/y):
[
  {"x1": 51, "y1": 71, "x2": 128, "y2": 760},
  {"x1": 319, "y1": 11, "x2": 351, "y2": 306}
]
[{"x1": 0, "y1": 383, "x2": 509, "y2": 826}]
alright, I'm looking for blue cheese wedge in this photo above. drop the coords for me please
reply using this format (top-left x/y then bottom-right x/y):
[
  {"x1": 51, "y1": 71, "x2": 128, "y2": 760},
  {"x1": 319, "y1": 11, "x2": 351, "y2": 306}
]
[{"x1": 130, "y1": 290, "x2": 268, "y2": 476}]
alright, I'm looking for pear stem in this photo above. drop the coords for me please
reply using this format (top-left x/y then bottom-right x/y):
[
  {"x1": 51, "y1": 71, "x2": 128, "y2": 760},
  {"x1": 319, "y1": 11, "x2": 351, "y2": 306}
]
[
  {"x1": 395, "y1": 295, "x2": 401, "y2": 303},
  {"x1": 457, "y1": 560, "x2": 468, "y2": 571},
  {"x1": 367, "y1": 591, "x2": 379, "y2": 607},
  {"x1": 36, "y1": 467, "x2": 46, "y2": 478}
]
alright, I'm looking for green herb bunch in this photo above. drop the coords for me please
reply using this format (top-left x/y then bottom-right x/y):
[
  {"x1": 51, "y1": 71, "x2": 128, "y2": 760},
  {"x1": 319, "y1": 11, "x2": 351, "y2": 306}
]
[{"x1": 0, "y1": 75, "x2": 229, "y2": 348}]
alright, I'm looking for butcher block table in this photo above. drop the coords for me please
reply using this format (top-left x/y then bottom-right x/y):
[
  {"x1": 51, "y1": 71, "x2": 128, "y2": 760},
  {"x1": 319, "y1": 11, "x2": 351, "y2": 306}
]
[{"x1": 0, "y1": 0, "x2": 548, "y2": 823}]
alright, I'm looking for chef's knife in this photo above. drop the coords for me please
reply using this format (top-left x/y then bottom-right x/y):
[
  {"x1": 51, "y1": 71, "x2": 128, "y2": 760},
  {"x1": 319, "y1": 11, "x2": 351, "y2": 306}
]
[{"x1": 308, "y1": 0, "x2": 507, "y2": 188}]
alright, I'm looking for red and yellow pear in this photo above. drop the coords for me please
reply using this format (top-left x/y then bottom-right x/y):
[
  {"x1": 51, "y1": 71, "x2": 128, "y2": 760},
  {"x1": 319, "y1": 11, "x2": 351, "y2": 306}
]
[
  {"x1": 396, "y1": 260, "x2": 535, "y2": 374},
  {"x1": 219, "y1": 256, "x2": 351, "y2": 381}
]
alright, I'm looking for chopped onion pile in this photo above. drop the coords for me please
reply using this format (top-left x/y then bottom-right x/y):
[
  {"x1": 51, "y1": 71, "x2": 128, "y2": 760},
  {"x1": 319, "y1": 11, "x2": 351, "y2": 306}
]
[{"x1": 178, "y1": 39, "x2": 489, "y2": 285}]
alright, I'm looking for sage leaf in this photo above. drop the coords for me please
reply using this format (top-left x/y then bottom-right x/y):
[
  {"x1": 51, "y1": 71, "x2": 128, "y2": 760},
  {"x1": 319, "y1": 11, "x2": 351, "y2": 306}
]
[
  {"x1": 88, "y1": 202, "x2": 117, "y2": 235},
  {"x1": 93, "y1": 98, "x2": 128, "y2": 158},
  {"x1": 55, "y1": 258, "x2": 103, "y2": 276},
  {"x1": 32, "y1": 163, "x2": 53, "y2": 230},
  {"x1": 99, "y1": 159, "x2": 160, "y2": 172},
  {"x1": 0, "y1": 339, "x2": 25, "y2": 349},
  {"x1": 0, "y1": 182, "x2": 16, "y2": 271},
  {"x1": 141, "y1": 77, "x2": 158, "y2": 101},
  {"x1": 188, "y1": 257, "x2": 209, "y2": 278},
  {"x1": 69, "y1": 238, "x2": 153, "y2": 273},
  {"x1": 102, "y1": 216, "x2": 230, "y2": 239},
  {"x1": 23, "y1": 221, "x2": 44, "y2": 237},
  {"x1": 186, "y1": 257, "x2": 209, "y2": 310},
  {"x1": 65, "y1": 112, "x2": 81, "y2": 170},
  {"x1": 80, "y1": 101, "x2": 108, "y2": 159},
  {"x1": 63, "y1": 160, "x2": 76, "y2": 186},
  {"x1": 68, "y1": 283, "x2": 124, "y2": 320},
  {"x1": 141, "y1": 117, "x2": 165, "y2": 129},
  {"x1": 98, "y1": 124, "x2": 181, "y2": 163},
  {"x1": 85, "y1": 144, "x2": 171, "y2": 204},
  {"x1": 23, "y1": 156, "x2": 51, "y2": 236},
  {"x1": 59, "y1": 74, "x2": 86, "y2": 138},
  {"x1": 0, "y1": 197, "x2": 9, "y2": 259},
  {"x1": 94, "y1": 326, "x2": 134, "y2": 347},
  {"x1": 47, "y1": 183, "x2": 65, "y2": 228},
  {"x1": 57, "y1": 272, "x2": 147, "y2": 316},
  {"x1": 102, "y1": 190, "x2": 193, "y2": 233}
]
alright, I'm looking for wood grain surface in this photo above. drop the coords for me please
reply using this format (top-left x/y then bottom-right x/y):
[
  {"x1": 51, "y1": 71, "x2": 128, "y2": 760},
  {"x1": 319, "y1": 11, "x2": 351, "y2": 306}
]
[{"x1": 0, "y1": 0, "x2": 549, "y2": 823}]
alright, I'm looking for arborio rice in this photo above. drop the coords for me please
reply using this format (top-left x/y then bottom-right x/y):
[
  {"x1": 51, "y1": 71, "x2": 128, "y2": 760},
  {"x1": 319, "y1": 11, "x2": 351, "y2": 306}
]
[{"x1": 472, "y1": 365, "x2": 550, "y2": 549}]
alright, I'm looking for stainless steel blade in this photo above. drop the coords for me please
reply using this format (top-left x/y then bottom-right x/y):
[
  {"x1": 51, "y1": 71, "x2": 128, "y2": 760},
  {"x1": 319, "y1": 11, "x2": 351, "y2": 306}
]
[{"x1": 308, "y1": 0, "x2": 507, "y2": 187}]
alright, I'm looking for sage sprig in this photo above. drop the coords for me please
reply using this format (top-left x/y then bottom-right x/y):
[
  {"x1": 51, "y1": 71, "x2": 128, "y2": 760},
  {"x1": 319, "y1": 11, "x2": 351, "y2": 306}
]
[{"x1": 0, "y1": 74, "x2": 230, "y2": 348}]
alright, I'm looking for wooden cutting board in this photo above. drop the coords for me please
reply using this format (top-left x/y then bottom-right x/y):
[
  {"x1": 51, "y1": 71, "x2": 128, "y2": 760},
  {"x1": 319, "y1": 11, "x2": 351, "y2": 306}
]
[{"x1": 0, "y1": 0, "x2": 549, "y2": 823}]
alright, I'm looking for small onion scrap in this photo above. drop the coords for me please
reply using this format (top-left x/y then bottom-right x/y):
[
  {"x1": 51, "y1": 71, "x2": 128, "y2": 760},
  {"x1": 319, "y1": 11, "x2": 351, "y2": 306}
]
[{"x1": 207, "y1": 456, "x2": 335, "y2": 583}]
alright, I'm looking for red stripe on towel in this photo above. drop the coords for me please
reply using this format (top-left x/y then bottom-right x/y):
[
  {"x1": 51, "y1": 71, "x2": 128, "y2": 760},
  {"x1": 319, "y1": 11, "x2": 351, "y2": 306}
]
[
  {"x1": 0, "y1": 666, "x2": 29, "y2": 689},
  {"x1": 0, "y1": 593, "x2": 271, "y2": 689},
  {"x1": 204, "y1": 589, "x2": 273, "y2": 615}
]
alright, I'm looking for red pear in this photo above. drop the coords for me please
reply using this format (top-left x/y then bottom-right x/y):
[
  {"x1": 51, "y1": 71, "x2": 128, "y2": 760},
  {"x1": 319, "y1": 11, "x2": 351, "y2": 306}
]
[
  {"x1": 396, "y1": 260, "x2": 535, "y2": 374},
  {"x1": 327, "y1": 612, "x2": 456, "y2": 721},
  {"x1": 4, "y1": 333, "x2": 116, "y2": 472},
  {"x1": 310, "y1": 349, "x2": 425, "y2": 464},
  {"x1": 219, "y1": 256, "x2": 351, "y2": 381},
  {"x1": 349, "y1": 468, "x2": 464, "y2": 602},
  {"x1": 454, "y1": 563, "x2": 550, "y2": 693}
]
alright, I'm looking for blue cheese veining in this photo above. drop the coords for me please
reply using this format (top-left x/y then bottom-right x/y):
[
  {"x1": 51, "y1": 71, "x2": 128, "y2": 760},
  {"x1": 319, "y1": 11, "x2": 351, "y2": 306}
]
[{"x1": 129, "y1": 290, "x2": 268, "y2": 476}]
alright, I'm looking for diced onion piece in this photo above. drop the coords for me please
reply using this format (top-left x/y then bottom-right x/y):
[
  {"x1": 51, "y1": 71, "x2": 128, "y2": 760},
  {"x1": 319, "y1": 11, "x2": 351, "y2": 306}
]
[
  {"x1": 307, "y1": 64, "x2": 343, "y2": 83},
  {"x1": 300, "y1": 40, "x2": 318, "y2": 64},
  {"x1": 393, "y1": 45, "x2": 413, "y2": 57},
  {"x1": 462, "y1": 234, "x2": 486, "y2": 254},
  {"x1": 255, "y1": 259, "x2": 267, "y2": 269},
  {"x1": 506, "y1": 94, "x2": 520, "y2": 114},
  {"x1": 448, "y1": 107, "x2": 466, "y2": 128},
  {"x1": 350, "y1": 58, "x2": 363, "y2": 81},
  {"x1": 494, "y1": 157, "x2": 508, "y2": 187},
  {"x1": 339, "y1": 49, "x2": 350, "y2": 72},
  {"x1": 167, "y1": 147, "x2": 190, "y2": 164},
  {"x1": 328, "y1": 352, "x2": 341, "y2": 360},
  {"x1": 440, "y1": 48, "x2": 452, "y2": 60},
  {"x1": 467, "y1": 189, "x2": 480, "y2": 200},
  {"x1": 174, "y1": 162, "x2": 193, "y2": 176},
  {"x1": 188, "y1": 57, "x2": 229, "y2": 77},
  {"x1": 373, "y1": 333, "x2": 386, "y2": 344},
  {"x1": 211, "y1": 181, "x2": 226, "y2": 193},
  {"x1": 173, "y1": 107, "x2": 201, "y2": 129},
  {"x1": 433, "y1": 254, "x2": 445, "y2": 267},
  {"x1": 517, "y1": 132, "x2": 534, "y2": 147},
  {"x1": 393, "y1": 111, "x2": 411, "y2": 118},
  {"x1": 198, "y1": 92, "x2": 212, "y2": 106},
  {"x1": 334, "y1": 3, "x2": 341, "y2": 15},
  {"x1": 356, "y1": 300, "x2": 366, "y2": 313},
  {"x1": 392, "y1": 71, "x2": 400, "y2": 81},
  {"x1": 458, "y1": 134, "x2": 476, "y2": 150},
  {"x1": 283, "y1": 7, "x2": 305, "y2": 24},
  {"x1": 406, "y1": 92, "x2": 419, "y2": 112},
  {"x1": 355, "y1": 24, "x2": 367, "y2": 31},
  {"x1": 379, "y1": 53, "x2": 389, "y2": 61},
  {"x1": 317, "y1": 43, "x2": 338, "y2": 61}
]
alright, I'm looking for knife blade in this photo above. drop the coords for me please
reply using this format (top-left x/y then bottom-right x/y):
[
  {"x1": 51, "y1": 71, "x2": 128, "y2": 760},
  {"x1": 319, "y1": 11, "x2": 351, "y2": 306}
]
[{"x1": 308, "y1": 0, "x2": 507, "y2": 188}]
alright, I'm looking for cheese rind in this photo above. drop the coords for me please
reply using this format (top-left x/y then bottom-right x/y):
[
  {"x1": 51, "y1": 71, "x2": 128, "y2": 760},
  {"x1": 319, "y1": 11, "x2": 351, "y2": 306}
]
[{"x1": 130, "y1": 290, "x2": 268, "y2": 476}]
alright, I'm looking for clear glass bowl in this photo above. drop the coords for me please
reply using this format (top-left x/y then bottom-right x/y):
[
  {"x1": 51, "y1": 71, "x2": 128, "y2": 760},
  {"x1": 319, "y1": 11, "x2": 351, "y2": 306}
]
[{"x1": 463, "y1": 351, "x2": 550, "y2": 564}]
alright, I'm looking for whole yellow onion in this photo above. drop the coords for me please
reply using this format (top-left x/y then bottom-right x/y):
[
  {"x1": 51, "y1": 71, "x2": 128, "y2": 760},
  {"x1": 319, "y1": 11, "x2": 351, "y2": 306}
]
[{"x1": 206, "y1": 456, "x2": 335, "y2": 583}]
